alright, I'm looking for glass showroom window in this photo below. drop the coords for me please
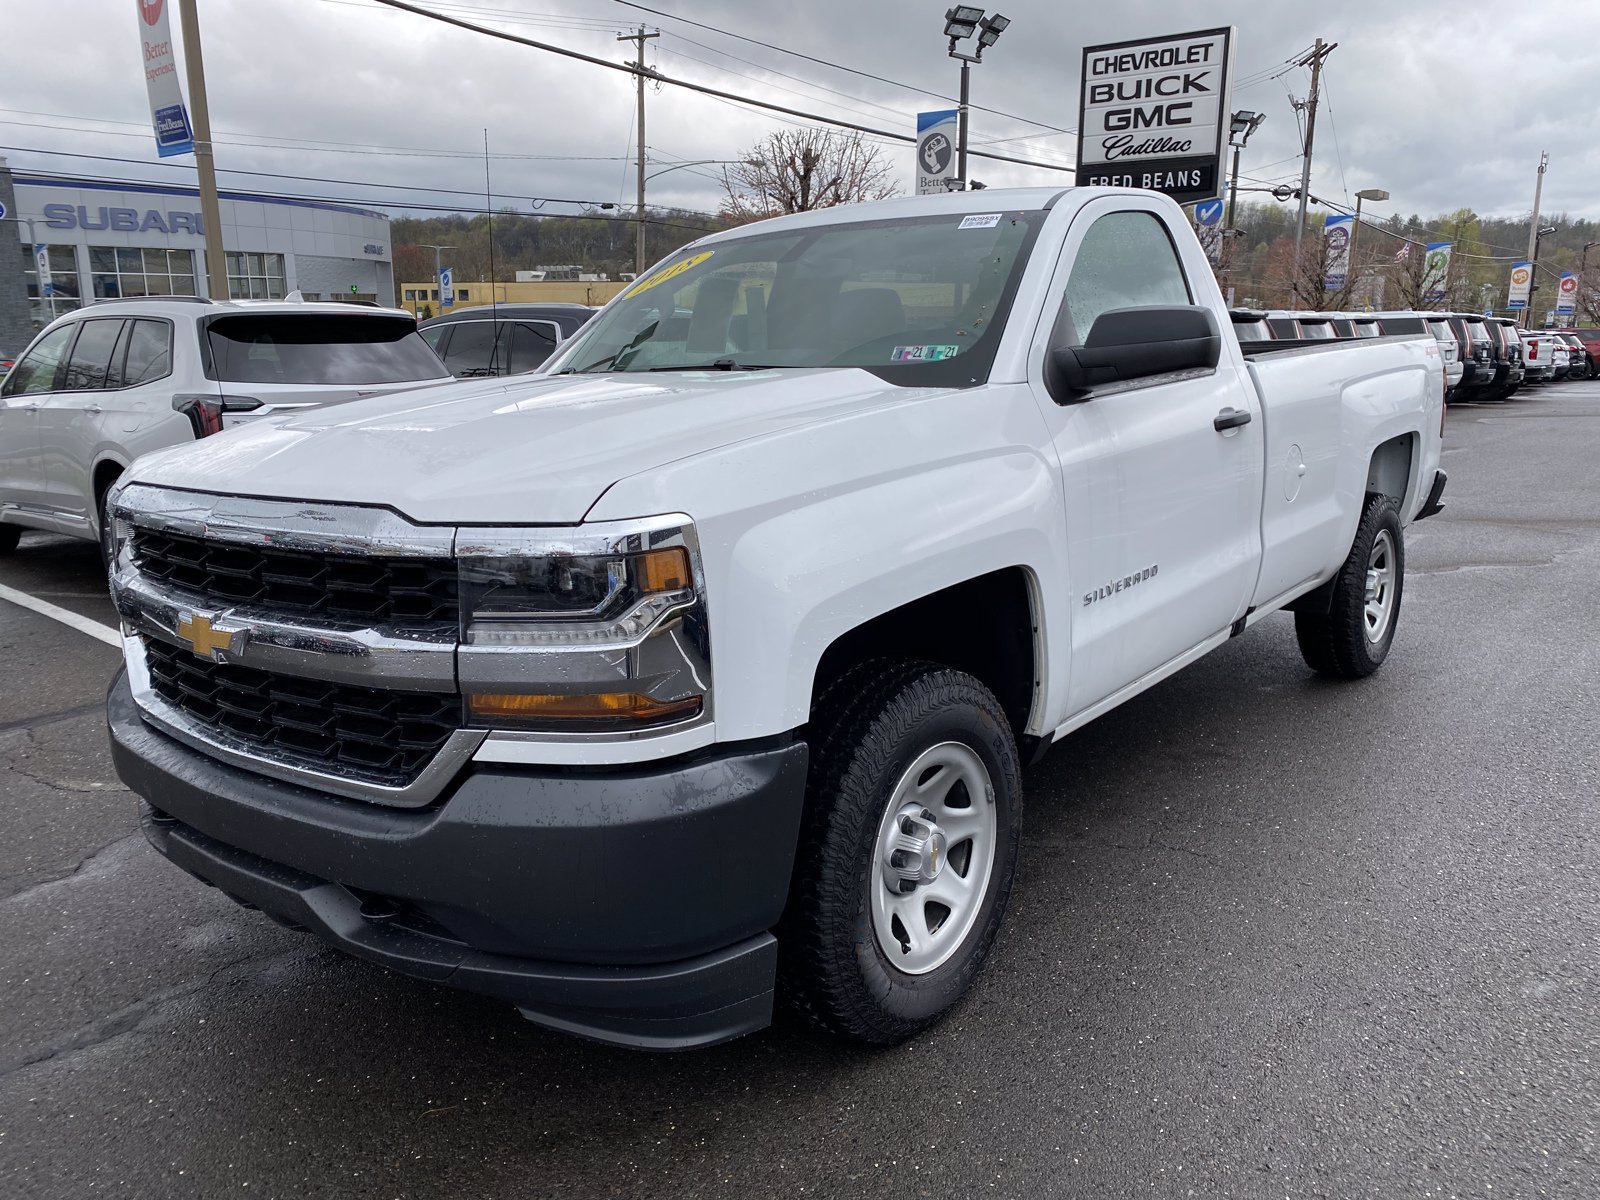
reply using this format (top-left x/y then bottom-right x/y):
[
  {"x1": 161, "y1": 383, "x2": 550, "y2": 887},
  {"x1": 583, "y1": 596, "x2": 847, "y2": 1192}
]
[
  {"x1": 89, "y1": 247, "x2": 198, "y2": 300},
  {"x1": 226, "y1": 252, "x2": 287, "y2": 300},
  {"x1": 25, "y1": 245, "x2": 83, "y2": 325}
]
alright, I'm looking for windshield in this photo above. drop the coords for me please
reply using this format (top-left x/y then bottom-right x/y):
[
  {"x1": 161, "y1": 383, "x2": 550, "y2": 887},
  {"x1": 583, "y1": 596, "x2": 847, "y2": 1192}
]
[{"x1": 550, "y1": 209, "x2": 1047, "y2": 387}]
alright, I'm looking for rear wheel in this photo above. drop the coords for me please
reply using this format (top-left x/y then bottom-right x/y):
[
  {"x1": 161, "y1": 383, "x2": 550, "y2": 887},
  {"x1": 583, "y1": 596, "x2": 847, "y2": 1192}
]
[
  {"x1": 0, "y1": 523, "x2": 19, "y2": 556},
  {"x1": 1295, "y1": 493, "x2": 1404, "y2": 679},
  {"x1": 780, "y1": 661, "x2": 1023, "y2": 1044}
]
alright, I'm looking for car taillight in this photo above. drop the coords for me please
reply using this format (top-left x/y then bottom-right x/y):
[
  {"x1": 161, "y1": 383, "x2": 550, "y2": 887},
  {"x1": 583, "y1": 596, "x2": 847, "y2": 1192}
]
[{"x1": 172, "y1": 393, "x2": 263, "y2": 438}]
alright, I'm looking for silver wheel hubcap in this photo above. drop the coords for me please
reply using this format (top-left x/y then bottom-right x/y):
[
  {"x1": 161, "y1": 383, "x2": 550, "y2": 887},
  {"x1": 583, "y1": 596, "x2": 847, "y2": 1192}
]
[
  {"x1": 869, "y1": 742, "x2": 997, "y2": 975},
  {"x1": 1363, "y1": 528, "x2": 1396, "y2": 643}
]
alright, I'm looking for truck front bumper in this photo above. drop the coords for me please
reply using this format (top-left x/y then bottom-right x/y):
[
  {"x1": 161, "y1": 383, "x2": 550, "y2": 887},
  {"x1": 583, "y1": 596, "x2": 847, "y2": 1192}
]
[{"x1": 108, "y1": 671, "x2": 809, "y2": 1050}]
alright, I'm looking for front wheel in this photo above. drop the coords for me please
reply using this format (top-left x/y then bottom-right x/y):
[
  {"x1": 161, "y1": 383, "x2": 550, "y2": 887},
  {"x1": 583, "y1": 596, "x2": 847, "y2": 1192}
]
[
  {"x1": 780, "y1": 661, "x2": 1023, "y2": 1044},
  {"x1": 1295, "y1": 494, "x2": 1405, "y2": 679}
]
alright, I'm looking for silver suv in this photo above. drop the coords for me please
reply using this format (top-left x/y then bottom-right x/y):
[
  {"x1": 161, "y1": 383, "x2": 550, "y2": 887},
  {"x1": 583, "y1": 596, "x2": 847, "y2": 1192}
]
[{"x1": 0, "y1": 297, "x2": 451, "y2": 560}]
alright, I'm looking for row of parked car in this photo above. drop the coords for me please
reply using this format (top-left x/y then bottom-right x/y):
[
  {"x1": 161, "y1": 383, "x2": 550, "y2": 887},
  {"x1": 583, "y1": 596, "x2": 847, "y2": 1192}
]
[{"x1": 1231, "y1": 308, "x2": 1595, "y2": 403}]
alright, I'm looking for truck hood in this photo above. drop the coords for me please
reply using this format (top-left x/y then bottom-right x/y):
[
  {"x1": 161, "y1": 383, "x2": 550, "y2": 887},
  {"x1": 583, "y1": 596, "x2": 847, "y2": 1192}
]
[{"x1": 126, "y1": 368, "x2": 934, "y2": 524}]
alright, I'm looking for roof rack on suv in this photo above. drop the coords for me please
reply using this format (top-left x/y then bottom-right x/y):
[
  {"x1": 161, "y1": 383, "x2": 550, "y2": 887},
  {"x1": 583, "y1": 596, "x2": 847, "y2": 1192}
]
[{"x1": 90, "y1": 295, "x2": 217, "y2": 306}]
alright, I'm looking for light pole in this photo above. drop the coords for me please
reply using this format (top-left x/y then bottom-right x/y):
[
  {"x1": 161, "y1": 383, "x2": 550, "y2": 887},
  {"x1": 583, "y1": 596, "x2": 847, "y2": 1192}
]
[
  {"x1": 1225, "y1": 110, "x2": 1265, "y2": 229},
  {"x1": 1349, "y1": 187, "x2": 1388, "y2": 304},
  {"x1": 1529, "y1": 225, "x2": 1557, "y2": 327},
  {"x1": 418, "y1": 243, "x2": 453, "y2": 317},
  {"x1": 943, "y1": 8, "x2": 1009, "y2": 189}
]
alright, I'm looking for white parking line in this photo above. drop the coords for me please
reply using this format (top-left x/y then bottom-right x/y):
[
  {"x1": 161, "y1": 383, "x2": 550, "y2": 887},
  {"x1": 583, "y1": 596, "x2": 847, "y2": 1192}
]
[{"x1": 0, "y1": 581, "x2": 121, "y2": 648}]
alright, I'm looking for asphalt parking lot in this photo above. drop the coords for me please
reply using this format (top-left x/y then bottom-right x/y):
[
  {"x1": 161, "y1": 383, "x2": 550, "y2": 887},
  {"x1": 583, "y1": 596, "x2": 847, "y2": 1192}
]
[{"x1": 2, "y1": 385, "x2": 1597, "y2": 1200}]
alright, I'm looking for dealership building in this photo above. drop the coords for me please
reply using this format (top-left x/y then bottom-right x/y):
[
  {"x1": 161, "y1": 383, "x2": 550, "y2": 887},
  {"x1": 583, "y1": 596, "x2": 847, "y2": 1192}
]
[{"x1": 1, "y1": 160, "x2": 395, "y2": 342}]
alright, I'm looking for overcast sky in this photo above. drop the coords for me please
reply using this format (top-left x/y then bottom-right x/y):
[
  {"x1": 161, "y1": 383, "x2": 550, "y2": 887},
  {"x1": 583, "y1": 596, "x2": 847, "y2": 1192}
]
[{"x1": 6, "y1": 0, "x2": 1599, "y2": 231}]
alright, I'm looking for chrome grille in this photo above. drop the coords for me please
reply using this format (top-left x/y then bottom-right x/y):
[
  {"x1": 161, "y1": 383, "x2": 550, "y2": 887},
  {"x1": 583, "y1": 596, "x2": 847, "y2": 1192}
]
[
  {"x1": 130, "y1": 527, "x2": 458, "y2": 625},
  {"x1": 141, "y1": 635, "x2": 461, "y2": 786}
]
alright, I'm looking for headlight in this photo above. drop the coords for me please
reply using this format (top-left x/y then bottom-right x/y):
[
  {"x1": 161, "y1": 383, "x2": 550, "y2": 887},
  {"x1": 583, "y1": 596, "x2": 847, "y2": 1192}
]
[{"x1": 455, "y1": 517, "x2": 711, "y2": 734}]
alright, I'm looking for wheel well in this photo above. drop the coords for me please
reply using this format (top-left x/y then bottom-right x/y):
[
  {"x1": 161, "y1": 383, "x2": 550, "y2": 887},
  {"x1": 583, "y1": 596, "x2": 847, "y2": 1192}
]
[
  {"x1": 1366, "y1": 434, "x2": 1414, "y2": 508},
  {"x1": 811, "y1": 568, "x2": 1039, "y2": 739},
  {"x1": 93, "y1": 460, "x2": 124, "y2": 508}
]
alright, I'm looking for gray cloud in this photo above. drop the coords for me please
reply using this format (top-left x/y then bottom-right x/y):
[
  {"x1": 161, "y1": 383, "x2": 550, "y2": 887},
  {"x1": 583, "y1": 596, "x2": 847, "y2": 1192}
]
[{"x1": 7, "y1": 0, "x2": 1596, "y2": 229}]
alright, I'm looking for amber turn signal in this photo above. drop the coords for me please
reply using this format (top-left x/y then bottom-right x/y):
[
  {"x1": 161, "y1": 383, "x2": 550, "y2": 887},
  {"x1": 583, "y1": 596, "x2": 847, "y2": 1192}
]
[
  {"x1": 636, "y1": 547, "x2": 691, "y2": 593},
  {"x1": 467, "y1": 691, "x2": 702, "y2": 725}
]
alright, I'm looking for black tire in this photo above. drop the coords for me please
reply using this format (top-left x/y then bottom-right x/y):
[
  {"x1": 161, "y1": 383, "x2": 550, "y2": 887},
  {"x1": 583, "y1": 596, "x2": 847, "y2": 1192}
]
[
  {"x1": 1295, "y1": 493, "x2": 1405, "y2": 679},
  {"x1": 0, "y1": 522, "x2": 19, "y2": 556},
  {"x1": 780, "y1": 660, "x2": 1023, "y2": 1044}
]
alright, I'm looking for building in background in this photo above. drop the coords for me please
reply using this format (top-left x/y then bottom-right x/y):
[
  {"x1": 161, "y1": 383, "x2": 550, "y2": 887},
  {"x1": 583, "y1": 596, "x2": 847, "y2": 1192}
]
[
  {"x1": 399, "y1": 278, "x2": 627, "y2": 318},
  {"x1": 0, "y1": 159, "x2": 37, "y2": 356},
  {"x1": 6, "y1": 173, "x2": 395, "y2": 332}
]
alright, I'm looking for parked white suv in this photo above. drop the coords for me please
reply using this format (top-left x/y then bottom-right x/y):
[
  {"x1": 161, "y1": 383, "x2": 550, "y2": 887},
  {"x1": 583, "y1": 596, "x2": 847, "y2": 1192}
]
[{"x1": 0, "y1": 297, "x2": 451, "y2": 559}]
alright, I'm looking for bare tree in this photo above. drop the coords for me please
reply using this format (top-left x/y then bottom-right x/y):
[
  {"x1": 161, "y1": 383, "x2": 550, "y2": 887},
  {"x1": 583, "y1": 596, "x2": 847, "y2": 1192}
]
[
  {"x1": 1265, "y1": 226, "x2": 1359, "y2": 311},
  {"x1": 1386, "y1": 241, "x2": 1452, "y2": 311},
  {"x1": 721, "y1": 128, "x2": 899, "y2": 220}
]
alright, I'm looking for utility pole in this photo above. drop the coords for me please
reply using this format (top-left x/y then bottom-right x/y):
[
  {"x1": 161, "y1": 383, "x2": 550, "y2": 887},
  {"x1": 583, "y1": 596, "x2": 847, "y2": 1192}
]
[
  {"x1": 177, "y1": 0, "x2": 229, "y2": 302},
  {"x1": 1290, "y1": 39, "x2": 1335, "y2": 306},
  {"x1": 1521, "y1": 151, "x2": 1548, "y2": 328},
  {"x1": 620, "y1": 26, "x2": 658, "y2": 278}
]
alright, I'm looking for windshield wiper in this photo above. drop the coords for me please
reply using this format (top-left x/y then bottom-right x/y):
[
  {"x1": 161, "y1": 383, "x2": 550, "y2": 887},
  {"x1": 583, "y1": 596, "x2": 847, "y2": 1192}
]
[{"x1": 646, "y1": 360, "x2": 786, "y2": 372}]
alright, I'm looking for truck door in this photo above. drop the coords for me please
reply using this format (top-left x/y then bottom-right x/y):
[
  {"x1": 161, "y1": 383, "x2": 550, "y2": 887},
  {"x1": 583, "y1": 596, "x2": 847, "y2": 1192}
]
[{"x1": 1027, "y1": 200, "x2": 1264, "y2": 717}]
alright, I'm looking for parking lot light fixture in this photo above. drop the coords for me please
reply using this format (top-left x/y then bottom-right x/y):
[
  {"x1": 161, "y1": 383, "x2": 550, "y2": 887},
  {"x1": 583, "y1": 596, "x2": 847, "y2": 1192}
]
[
  {"x1": 1350, "y1": 188, "x2": 1389, "y2": 267},
  {"x1": 943, "y1": 8, "x2": 1008, "y2": 189},
  {"x1": 1225, "y1": 110, "x2": 1265, "y2": 228}
]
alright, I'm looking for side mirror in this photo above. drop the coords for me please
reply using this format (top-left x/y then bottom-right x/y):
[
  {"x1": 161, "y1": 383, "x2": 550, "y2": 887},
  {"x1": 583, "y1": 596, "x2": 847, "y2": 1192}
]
[{"x1": 1046, "y1": 305, "x2": 1222, "y2": 403}]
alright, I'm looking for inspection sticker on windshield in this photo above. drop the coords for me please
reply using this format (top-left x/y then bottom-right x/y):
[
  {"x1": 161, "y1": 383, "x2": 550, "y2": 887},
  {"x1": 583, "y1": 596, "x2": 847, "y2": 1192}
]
[
  {"x1": 892, "y1": 344, "x2": 960, "y2": 362},
  {"x1": 958, "y1": 213, "x2": 1001, "y2": 229}
]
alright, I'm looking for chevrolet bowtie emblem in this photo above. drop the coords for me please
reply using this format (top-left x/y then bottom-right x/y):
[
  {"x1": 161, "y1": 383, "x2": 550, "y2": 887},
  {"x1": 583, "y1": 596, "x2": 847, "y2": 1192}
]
[{"x1": 176, "y1": 612, "x2": 236, "y2": 660}]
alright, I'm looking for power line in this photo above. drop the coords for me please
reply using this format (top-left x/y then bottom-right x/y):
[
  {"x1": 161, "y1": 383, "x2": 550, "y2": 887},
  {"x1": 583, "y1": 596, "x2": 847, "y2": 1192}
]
[
  {"x1": 1, "y1": 145, "x2": 726, "y2": 222},
  {"x1": 16, "y1": 165, "x2": 729, "y2": 236},
  {"x1": 612, "y1": 0, "x2": 1077, "y2": 140},
  {"x1": 362, "y1": 0, "x2": 1074, "y2": 173}
]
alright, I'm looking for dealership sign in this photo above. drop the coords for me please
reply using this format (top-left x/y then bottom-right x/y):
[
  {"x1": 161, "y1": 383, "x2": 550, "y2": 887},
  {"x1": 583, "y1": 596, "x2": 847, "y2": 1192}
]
[
  {"x1": 1422, "y1": 241, "x2": 1453, "y2": 305},
  {"x1": 915, "y1": 110, "x2": 959, "y2": 195},
  {"x1": 41, "y1": 203, "x2": 205, "y2": 234},
  {"x1": 136, "y1": 0, "x2": 195, "y2": 157},
  {"x1": 1076, "y1": 27, "x2": 1235, "y2": 204},
  {"x1": 1507, "y1": 262, "x2": 1532, "y2": 310}
]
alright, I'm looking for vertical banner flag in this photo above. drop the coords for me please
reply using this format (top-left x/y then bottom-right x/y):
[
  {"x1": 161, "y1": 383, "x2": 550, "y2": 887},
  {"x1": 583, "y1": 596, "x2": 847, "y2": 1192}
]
[
  {"x1": 136, "y1": 1, "x2": 195, "y2": 157},
  {"x1": 1507, "y1": 262, "x2": 1532, "y2": 311},
  {"x1": 1076, "y1": 27, "x2": 1236, "y2": 205},
  {"x1": 1323, "y1": 214, "x2": 1354, "y2": 291},
  {"x1": 1422, "y1": 241, "x2": 1453, "y2": 305},
  {"x1": 915, "y1": 110, "x2": 959, "y2": 195},
  {"x1": 34, "y1": 245, "x2": 53, "y2": 297},
  {"x1": 1556, "y1": 271, "x2": 1578, "y2": 315},
  {"x1": 439, "y1": 267, "x2": 454, "y2": 308}
]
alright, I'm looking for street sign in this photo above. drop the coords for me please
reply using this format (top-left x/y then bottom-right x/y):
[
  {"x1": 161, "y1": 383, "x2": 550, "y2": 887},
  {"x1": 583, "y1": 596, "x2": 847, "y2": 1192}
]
[
  {"x1": 1075, "y1": 26, "x2": 1236, "y2": 205},
  {"x1": 1483, "y1": 309, "x2": 1493, "y2": 320},
  {"x1": 1193, "y1": 198, "x2": 1224, "y2": 228}
]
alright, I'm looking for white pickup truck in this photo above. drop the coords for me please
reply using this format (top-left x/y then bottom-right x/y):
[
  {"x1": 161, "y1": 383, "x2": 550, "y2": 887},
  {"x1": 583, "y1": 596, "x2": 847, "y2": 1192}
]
[{"x1": 105, "y1": 187, "x2": 1447, "y2": 1050}]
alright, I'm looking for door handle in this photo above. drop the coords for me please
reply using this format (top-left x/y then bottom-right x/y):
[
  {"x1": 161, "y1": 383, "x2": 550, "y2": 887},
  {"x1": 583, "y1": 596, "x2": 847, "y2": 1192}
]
[
  {"x1": 84, "y1": 404, "x2": 103, "y2": 414},
  {"x1": 1214, "y1": 407, "x2": 1252, "y2": 431},
  {"x1": 20, "y1": 402, "x2": 40, "y2": 413}
]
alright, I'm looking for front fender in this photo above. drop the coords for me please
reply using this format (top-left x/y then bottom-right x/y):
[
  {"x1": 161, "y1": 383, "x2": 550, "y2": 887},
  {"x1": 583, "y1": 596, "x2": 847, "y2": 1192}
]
[{"x1": 589, "y1": 385, "x2": 1071, "y2": 742}]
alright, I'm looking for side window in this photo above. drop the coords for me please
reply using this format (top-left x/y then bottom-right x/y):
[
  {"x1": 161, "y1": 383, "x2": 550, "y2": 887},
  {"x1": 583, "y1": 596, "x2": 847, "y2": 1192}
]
[
  {"x1": 122, "y1": 320, "x2": 174, "y2": 386},
  {"x1": 61, "y1": 319, "x2": 125, "y2": 391},
  {"x1": 1061, "y1": 211, "x2": 1191, "y2": 343},
  {"x1": 506, "y1": 320, "x2": 560, "y2": 374},
  {"x1": 419, "y1": 324, "x2": 449, "y2": 355},
  {"x1": 440, "y1": 321, "x2": 500, "y2": 377},
  {"x1": 1, "y1": 325, "x2": 75, "y2": 397}
]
